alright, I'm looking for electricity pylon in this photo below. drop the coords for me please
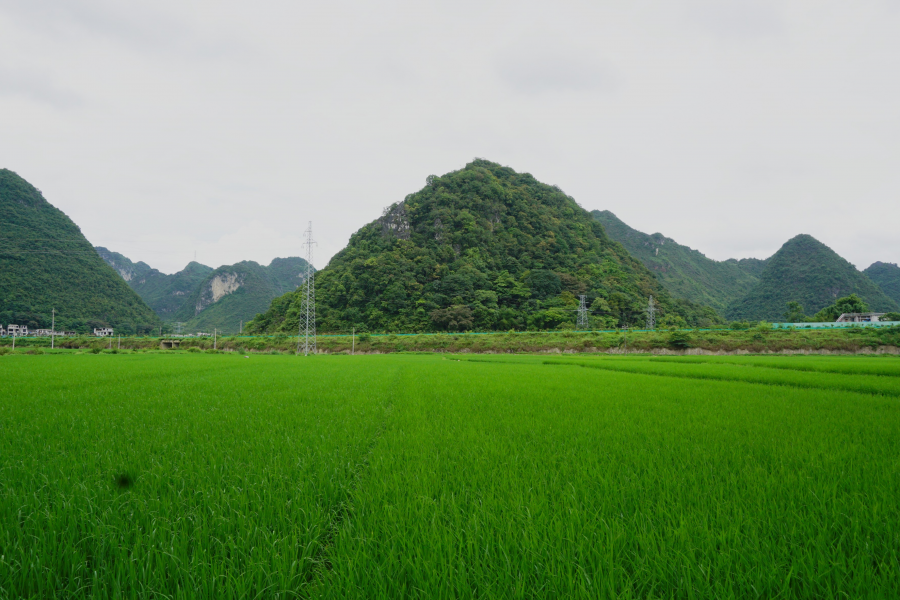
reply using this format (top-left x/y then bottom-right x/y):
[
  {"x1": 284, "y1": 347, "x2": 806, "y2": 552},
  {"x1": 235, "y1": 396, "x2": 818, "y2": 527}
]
[
  {"x1": 298, "y1": 222, "x2": 317, "y2": 356},
  {"x1": 577, "y1": 295, "x2": 589, "y2": 329},
  {"x1": 646, "y1": 295, "x2": 656, "y2": 330}
]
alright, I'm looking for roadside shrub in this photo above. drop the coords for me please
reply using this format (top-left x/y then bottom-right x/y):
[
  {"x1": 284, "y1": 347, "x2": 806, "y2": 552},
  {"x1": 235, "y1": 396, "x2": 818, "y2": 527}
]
[
  {"x1": 667, "y1": 331, "x2": 692, "y2": 349},
  {"x1": 91, "y1": 348, "x2": 102, "y2": 354},
  {"x1": 0, "y1": 347, "x2": 9, "y2": 355},
  {"x1": 187, "y1": 347, "x2": 201, "y2": 353},
  {"x1": 729, "y1": 321, "x2": 751, "y2": 331},
  {"x1": 358, "y1": 333, "x2": 371, "y2": 343},
  {"x1": 26, "y1": 348, "x2": 45, "y2": 355},
  {"x1": 205, "y1": 349, "x2": 219, "y2": 354}
]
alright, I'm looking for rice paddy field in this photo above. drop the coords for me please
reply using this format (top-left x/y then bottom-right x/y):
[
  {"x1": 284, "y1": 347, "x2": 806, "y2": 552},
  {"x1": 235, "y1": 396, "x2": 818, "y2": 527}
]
[{"x1": 1, "y1": 353, "x2": 899, "y2": 598}]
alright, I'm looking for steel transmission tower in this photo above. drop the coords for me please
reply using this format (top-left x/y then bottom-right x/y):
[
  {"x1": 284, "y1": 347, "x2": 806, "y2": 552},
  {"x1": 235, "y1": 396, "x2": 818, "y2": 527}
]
[
  {"x1": 646, "y1": 295, "x2": 657, "y2": 329},
  {"x1": 577, "y1": 295, "x2": 589, "y2": 329},
  {"x1": 298, "y1": 222, "x2": 317, "y2": 356}
]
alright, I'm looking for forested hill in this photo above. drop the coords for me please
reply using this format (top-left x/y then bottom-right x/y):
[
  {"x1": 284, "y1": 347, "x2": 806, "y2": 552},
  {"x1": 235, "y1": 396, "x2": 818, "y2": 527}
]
[
  {"x1": 592, "y1": 210, "x2": 766, "y2": 312},
  {"x1": 97, "y1": 249, "x2": 311, "y2": 334},
  {"x1": 726, "y1": 234, "x2": 899, "y2": 320},
  {"x1": 94, "y1": 249, "x2": 213, "y2": 320},
  {"x1": 248, "y1": 159, "x2": 721, "y2": 334},
  {"x1": 0, "y1": 169, "x2": 159, "y2": 333},
  {"x1": 863, "y1": 261, "x2": 900, "y2": 306},
  {"x1": 172, "y1": 258, "x2": 312, "y2": 334}
]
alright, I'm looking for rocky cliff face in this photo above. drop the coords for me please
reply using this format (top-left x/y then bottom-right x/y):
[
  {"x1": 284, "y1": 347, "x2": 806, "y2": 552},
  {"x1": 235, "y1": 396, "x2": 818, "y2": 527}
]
[{"x1": 195, "y1": 272, "x2": 244, "y2": 315}]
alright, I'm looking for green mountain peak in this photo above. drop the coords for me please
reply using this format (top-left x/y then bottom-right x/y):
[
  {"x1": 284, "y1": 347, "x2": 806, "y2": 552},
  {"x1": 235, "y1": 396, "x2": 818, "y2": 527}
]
[
  {"x1": 249, "y1": 159, "x2": 720, "y2": 333},
  {"x1": 726, "y1": 234, "x2": 899, "y2": 320},
  {"x1": 0, "y1": 169, "x2": 159, "y2": 333}
]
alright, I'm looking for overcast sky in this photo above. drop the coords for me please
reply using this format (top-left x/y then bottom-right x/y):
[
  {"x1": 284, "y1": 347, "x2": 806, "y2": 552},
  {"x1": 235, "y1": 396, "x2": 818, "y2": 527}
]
[{"x1": 2, "y1": 0, "x2": 898, "y2": 274}]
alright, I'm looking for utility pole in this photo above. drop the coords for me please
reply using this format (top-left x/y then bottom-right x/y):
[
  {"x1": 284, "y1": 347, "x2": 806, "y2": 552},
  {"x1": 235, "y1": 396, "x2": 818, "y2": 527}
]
[
  {"x1": 118, "y1": 334, "x2": 121, "y2": 350},
  {"x1": 298, "y1": 222, "x2": 317, "y2": 356},
  {"x1": 352, "y1": 327, "x2": 355, "y2": 355},
  {"x1": 11, "y1": 330, "x2": 14, "y2": 351},
  {"x1": 645, "y1": 296, "x2": 656, "y2": 330},
  {"x1": 577, "y1": 295, "x2": 589, "y2": 330},
  {"x1": 51, "y1": 308, "x2": 55, "y2": 350}
]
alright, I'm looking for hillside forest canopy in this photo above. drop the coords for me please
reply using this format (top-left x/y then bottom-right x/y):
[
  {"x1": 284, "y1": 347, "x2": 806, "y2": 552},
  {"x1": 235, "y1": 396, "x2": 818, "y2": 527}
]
[
  {"x1": 248, "y1": 160, "x2": 722, "y2": 334},
  {"x1": 0, "y1": 169, "x2": 159, "y2": 334}
]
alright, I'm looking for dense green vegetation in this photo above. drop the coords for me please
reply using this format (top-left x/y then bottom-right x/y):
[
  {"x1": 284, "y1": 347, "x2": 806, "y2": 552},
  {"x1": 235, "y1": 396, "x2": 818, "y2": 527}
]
[
  {"x1": 173, "y1": 258, "x2": 312, "y2": 334},
  {"x1": 5, "y1": 323, "x2": 899, "y2": 357},
  {"x1": 726, "y1": 234, "x2": 899, "y2": 320},
  {"x1": 96, "y1": 249, "x2": 311, "y2": 334},
  {"x1": 864, "y1": 261, "x2": 900, "y2": 305},
  {"x1": 592, "y1": 210, "x2": 766, "y2": 311},
  {"x1": 0, "y1": 169, "x2": 159, "y2": 333},
  {"x1": 96, "y1": 247, "x2": 213, "y2": 319},
  {"x1": 2, "y1": 353, "x2": 899, "y2": 598},
  {"x1": 249, "y1": 160, "x2": 721, "y2": 334}
]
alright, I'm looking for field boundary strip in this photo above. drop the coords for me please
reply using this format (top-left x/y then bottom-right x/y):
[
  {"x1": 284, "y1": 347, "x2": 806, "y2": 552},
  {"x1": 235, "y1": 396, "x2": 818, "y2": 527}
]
[
  {"x1": 542, "y1": 360, "x2": 900, "y2": 398},
  {"x1": 646, "y1": 356, "x2": 900, "y2": 378}
]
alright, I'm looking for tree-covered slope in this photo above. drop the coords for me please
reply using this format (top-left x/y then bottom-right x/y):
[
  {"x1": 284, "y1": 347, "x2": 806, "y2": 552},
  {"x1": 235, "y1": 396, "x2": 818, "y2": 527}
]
[
  {"x1": 726, "y1": 234, "x2": 899, "y2": 320},
  {"x1": 249, "y1": 160, "x2": 722, "y2": 334},
  {"x1": 863, "y1": 261, "x2": 900, "y2": 306},
  {"x1": 96, "y1": 249, "x2": 311, "y2": 333},
  {"x1": 592, "y1": 210, "x2": 766, "y2": 312},
  {"x1": 175, "y1": 259, "x2": 311, "y2": 334},
  {"x1": 0, "y1": 169, "x2": 159, "y2": 333},
  {"x1": 94, "y1": 247, "x2": 155, "y2": 283},
  {"x1": 95, "y1": 249, "x2": 213, "y2": 319}
]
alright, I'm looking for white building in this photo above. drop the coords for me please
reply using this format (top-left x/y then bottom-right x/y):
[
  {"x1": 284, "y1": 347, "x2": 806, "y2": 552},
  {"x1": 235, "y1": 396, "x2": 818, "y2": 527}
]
[
  {"x1": 0, "y1": 326, "x2": 5, "y2": 336},
  {"x1": 35, "y1": 329, "x2": 55, "y2": 336},
  {"x1": 94, "y1": 328, "x2": 114, "y2": 337},
  {"x1": 7, "y1": 324, "x2": 27, "y2": 336},
  {"x1": 836, "y1": 313, "x2": 886, "y2": 323}
]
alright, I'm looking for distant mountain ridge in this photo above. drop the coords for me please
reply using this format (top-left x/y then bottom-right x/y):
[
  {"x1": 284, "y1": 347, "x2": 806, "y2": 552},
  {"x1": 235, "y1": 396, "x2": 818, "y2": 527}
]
[
  {"x1": 726, "y1": 234, "x2": 899, "y2": 320},
  {"x1": 0, "y1": 169, "x2": 159, "y2": 333},
  {"x1": 96, "y1": 249, "x2": 312, "y2": 333},
  {"x1": 863, "y1": 261, "x2": 900, "y2": 307},
  {"x1": 592, "y1": 210, "x2": 766, "y2": 311}
]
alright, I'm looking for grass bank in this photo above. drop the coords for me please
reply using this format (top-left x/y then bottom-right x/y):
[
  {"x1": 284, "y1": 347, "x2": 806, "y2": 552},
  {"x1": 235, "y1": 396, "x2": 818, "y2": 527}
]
[{"x1": 2, "y1": 325, "x2": 900, "y2": 355}]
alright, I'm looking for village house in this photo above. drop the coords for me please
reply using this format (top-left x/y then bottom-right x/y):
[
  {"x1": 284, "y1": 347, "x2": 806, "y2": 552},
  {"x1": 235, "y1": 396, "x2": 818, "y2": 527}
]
[
  {"x1": 836, "y1": 313, "x2": 886, "y2": 323},
  {"x1": 94, "y1": 327, "x2": 114, "y2": 337},
  {"x1": 7, "y1": 325, "x2": 27, "y2": 336}
]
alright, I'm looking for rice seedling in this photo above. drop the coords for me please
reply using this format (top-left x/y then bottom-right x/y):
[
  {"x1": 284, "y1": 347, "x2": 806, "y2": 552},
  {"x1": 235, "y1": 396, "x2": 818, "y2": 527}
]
[
  {"x1": 545, "y1": 356, "x2": 900, "y2": 397},
  {"x1": 2, "y1": 353, "x2": 898, "y2": 598}
]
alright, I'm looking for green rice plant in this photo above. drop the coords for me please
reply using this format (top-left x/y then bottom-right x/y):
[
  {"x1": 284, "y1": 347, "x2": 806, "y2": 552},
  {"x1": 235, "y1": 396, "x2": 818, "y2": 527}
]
[
  {"x1": 648, "y1": 355, "x2": 900, "y2": 377},
  {"x1": 315, "y1": 358, "x2": 900, "y2": 598},
  {"x1": 546, "y1": 356, "x2": 900, "y2": 397},
  {"x1": 0, "y1": 355, "x2": 397, "y2": 598},
  {"x1": 3, "y1": 354, "x2": 899, "y2": 598}
]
